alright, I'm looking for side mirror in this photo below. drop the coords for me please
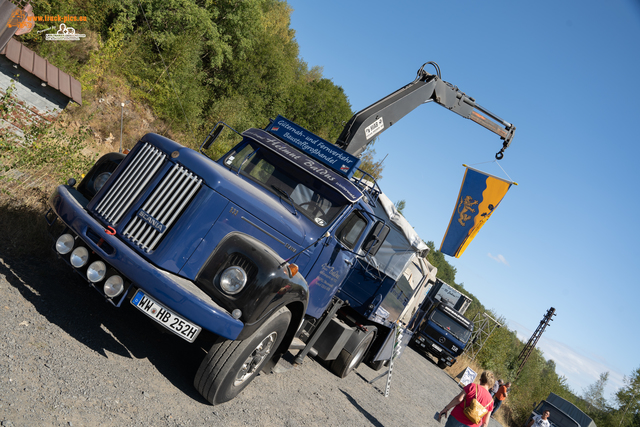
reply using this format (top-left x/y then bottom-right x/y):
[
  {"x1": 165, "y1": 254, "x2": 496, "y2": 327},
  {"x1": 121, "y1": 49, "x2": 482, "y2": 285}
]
[
  {"x1": 201, "y1": 124, "x2": 225, "y2": 151},
  {"x1": 363, "y1": 221, "x2": 390, "y2": 256}
]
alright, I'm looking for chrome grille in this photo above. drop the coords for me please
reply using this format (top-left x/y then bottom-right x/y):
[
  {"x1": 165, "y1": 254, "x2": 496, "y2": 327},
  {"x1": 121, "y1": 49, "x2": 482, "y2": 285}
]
[
  {"x1": 122, "y1": 163, "x2": 202, "y2": 252},
  {"x1": 94, "y1": 143, "x2": 166, "y2": 225}
]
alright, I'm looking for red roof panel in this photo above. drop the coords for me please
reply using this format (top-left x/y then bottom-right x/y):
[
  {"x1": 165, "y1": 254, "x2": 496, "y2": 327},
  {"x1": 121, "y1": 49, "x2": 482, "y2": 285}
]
[
  {"x1": 4, "y1": 37, "x2": 20, "y2": 62},
  {"x1": 18, "y1": 44, "x2": 33, "y2": 71},
  {"x1": 70, "y1": 78, "x2": 82, "y2": 105},
  {"x1": 46, "y1": 61, "x2": 59, "y2": 89},
  {"x1": 1, "y1": 37, "x2": 82, "y2": 105},
  {"x1": 58, "y1": 70, "x2": 71, "y2": 98},
  {"x1": 33, "y1": 54, "x2": 47, "y2": 80}
]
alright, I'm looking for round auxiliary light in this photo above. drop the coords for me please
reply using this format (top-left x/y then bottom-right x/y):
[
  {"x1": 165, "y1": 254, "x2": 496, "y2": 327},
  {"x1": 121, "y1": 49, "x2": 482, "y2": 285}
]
[
  {"x1": 70, "y1": 246, "x2": 89, "y2": 268},
  {"x1": 219, "y1": 266, "x2": 247, "y2": 295},
  {"x1": 55, "y1": 234, "x2": 75, "y2": 255},
  {"x1": 87, "y1": 261, "x2": 107, "y2": 283},
  {"x1": 104, "y1": 275, "x2": 124, "y2": 298},
  {"x1": 93, "y1": 172, "x2": 111, "y2": 192}
]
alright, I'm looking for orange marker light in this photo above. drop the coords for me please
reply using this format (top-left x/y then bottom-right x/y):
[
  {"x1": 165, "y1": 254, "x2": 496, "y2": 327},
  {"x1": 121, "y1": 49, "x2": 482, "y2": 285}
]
[{"x1": 287, "y1": 263, "x2": 299, "y2": 278}]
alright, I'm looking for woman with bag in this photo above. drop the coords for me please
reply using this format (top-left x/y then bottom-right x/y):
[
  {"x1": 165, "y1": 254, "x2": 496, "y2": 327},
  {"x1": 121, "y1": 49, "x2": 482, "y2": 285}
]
[{"x1": 438, "y1": 371, "x2": 495, "y2": 427}]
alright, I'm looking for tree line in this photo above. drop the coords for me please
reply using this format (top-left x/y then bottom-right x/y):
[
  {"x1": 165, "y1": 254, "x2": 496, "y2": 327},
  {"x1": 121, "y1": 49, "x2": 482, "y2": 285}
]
[
  {"x1": 21, "y1": 0, "x2": 358, "y2": 158},
  {"x1": 425, "y1": 241, "x2": 639, "y2": 427}
]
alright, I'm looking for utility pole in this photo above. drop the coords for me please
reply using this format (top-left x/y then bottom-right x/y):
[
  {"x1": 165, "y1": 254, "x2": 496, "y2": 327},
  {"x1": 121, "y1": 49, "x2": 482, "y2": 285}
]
[
  {"x1": 515, "y1": 307, "x2": 556, "y2": 380},
  {"x1": 120, "y1": 102, "x2": 124, "y2": 153}
]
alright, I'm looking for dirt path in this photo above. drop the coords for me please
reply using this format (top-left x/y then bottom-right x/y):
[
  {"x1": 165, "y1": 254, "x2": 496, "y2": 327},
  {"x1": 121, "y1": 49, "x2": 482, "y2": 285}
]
[{"x1": 0, "y1": 256, "x2": 505, "y2": 427}]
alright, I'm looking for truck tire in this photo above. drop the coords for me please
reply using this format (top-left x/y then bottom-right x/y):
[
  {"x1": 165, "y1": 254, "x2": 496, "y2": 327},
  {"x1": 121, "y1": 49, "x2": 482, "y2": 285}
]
[
  {"x1": 366, "y1": 359, "x2": 387, "y2": 371},
  {"x1": 437, "y1": 360, "x2": 447, "y2": 369},
  {"x1": 194, "y1": 306, "x2": 291, "y2": 405},
  {"x1": 330, "y1": 328, "x2": 375, "y2": 379}
]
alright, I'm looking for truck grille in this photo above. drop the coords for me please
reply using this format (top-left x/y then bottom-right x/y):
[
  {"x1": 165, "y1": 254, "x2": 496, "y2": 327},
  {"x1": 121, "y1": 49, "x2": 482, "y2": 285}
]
[
  {"x1": 94, "y1": 142, "x2": 202, "y2": 253},
  {"x1": 123, "y1": 163, "x2": 202, "y2": 252},
  {"x1": 95, "y1": 143, "x2": 167, "y2": 225}
]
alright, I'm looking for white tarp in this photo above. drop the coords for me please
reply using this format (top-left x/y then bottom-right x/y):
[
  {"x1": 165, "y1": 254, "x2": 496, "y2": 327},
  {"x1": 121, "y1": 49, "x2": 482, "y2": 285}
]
[{"x1": 363, "y1": 187, "x2": 428, "y2": 281}]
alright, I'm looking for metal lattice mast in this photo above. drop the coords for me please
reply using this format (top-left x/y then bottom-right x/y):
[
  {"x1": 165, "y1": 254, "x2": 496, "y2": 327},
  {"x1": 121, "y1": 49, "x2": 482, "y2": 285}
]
[
  {"x1": 464, "y1": 312, "x2": 502, "y2": 361},
  {"x1": 515, "y1": 307, "x2": 556, "y2": 380}
]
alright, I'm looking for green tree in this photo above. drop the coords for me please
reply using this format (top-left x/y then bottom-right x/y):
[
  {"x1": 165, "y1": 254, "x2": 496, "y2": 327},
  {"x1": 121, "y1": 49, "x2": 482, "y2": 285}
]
[
  {"x1": 282, "y1": 74, "x2": 353, "y2": 141},
  {"x1": 616, "y1": 367, "x2": 640, "y2": 427},
  {"x1": 395, "y1": 200, "x2": 406, "y2": 215},
  {"x1": 425, "y1": 241, "x2": 457, "y2": 285},
  {"x1": 583, "y1": 371, "x2": 610, "y2": 412}
]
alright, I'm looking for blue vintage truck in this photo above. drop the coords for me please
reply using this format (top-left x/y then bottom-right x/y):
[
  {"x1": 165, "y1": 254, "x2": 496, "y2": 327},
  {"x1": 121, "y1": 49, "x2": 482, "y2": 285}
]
[{"x1": 45, "y1": 62, "x2": 515, "y2": 405}]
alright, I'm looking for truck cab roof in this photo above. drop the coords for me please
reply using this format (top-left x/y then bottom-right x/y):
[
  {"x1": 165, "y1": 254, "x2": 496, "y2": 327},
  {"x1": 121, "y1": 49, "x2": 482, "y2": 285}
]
[{"x1": 241, "y1": 128, "x2": 363, "y2": 204}]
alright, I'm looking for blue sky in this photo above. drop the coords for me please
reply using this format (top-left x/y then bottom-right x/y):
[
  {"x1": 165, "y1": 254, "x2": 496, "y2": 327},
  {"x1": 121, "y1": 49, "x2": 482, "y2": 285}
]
[{"x1": 287, "y1": 0, "x2": 640, "y2": 403}]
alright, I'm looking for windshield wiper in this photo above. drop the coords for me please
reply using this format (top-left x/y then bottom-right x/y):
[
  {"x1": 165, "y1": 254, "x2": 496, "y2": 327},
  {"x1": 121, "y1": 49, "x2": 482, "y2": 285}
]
[{"x1": 272, "y1": 186, "x2": 298, "y2": 216}]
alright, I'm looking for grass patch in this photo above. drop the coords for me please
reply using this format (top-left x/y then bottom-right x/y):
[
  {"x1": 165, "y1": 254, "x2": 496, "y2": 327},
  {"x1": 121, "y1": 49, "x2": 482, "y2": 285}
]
[
  {"x1": 0, "y1": 188, "x2": 53, "y2": 258},
  {"x1": 0, "y1": 116, "x2": 100, "y2": 258}
]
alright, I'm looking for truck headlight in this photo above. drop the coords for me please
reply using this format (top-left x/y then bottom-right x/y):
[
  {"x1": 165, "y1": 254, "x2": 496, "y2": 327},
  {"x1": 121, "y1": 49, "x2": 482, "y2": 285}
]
[
  {"x1": 104, "y1": 275, "x2": 124, "y2": 298},
  {"x1": 70, "y1": 247, "x2": 89, "y2": 268},
  {"x1": 87, "y1": 261, "x2": 107, "y2": 283},
  {"x1": 93, "y1": 172, "x2": 111, "y2": 192},
  {"x1": 56, "y1": 234, "x2": 75, "y2": 254},
  {"x1": 219, "y1": 266, "x2": 247, "y2": 295}
]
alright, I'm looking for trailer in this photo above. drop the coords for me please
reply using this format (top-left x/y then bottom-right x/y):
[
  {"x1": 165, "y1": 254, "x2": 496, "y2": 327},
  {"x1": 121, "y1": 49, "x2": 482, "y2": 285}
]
[{"x1": 428, "y1": 278, "x2": 472, "y2": 315}]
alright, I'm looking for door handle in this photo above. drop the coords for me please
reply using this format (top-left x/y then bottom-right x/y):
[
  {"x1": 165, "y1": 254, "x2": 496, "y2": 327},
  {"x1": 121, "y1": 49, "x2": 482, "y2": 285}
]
[{"x1": 344, "y1": 259, "x2": 353, "y2": 266}]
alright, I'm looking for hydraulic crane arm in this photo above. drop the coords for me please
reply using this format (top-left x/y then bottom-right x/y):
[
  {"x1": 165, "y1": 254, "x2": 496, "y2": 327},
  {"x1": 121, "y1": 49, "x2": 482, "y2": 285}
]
[{"x1": 335, "y1": 62, "x2": 516, "y2": 159}]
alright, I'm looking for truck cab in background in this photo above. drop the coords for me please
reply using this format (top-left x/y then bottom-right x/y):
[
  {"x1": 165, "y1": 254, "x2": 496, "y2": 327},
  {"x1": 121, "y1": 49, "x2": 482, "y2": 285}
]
[
  {"x1": 410, "y1": 279, "x2": 474, "y2": 368},
  {"x1": 526, "y1": 393, "x2": 596, "y2": 427}
]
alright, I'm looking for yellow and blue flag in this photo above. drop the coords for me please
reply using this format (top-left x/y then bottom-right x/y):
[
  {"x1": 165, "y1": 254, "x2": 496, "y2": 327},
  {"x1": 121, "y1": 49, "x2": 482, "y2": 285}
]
[{"x1": 440, "y1": 166, "x2": 514, "y2": 258}]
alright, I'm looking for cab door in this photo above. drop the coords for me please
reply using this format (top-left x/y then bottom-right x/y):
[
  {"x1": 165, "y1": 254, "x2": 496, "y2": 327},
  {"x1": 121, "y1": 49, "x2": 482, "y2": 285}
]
[{"x1": 304, "y1": 211, "x2": 368, "y2": 318}]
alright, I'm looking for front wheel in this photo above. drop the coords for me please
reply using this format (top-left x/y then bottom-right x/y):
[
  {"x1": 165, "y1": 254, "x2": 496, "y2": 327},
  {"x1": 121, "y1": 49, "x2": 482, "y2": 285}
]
[{"x1": 194, "y1": 306, "x2": 291, "y2": 405}]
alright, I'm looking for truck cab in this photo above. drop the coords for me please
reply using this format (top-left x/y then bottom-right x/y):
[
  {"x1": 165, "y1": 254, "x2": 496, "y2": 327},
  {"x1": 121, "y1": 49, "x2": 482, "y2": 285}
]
[
  {"x1": 525, "y1": 393, "x2": 596, "y2": 427},
  {"x1": 411, "y1": 301, "x2": 473, "y2": 368}
]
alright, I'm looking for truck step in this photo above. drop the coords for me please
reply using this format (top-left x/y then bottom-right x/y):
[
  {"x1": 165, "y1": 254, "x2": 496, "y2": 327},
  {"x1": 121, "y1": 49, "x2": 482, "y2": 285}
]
[{"x1": 288, "y1": 337, "x2": 306, "y2": 350}]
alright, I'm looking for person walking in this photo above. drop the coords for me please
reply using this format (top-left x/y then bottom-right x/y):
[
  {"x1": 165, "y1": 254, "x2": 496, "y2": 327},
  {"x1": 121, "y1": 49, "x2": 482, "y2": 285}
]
[
  {"x1": 491, "y1": 381, "x2": 511, "y2": 416},
  {"x1": 438, "y1": 371, "x2": 495, "y2": 427},
  {"x1": 526, "y1": 410, "x2": 551, "y2": 427},
  {"x1": 490, "y1": 379, "x2": 502, "y2": 397}
]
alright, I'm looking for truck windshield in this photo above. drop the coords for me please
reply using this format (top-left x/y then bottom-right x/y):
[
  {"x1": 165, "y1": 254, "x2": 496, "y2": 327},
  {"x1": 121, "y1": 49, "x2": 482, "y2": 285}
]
[
  {"x1": 430, "y1": 310, "x2": 472, "y2": 342},
  {"x1": 224, "y1": 142, "x2": 348, "y2": 226}
]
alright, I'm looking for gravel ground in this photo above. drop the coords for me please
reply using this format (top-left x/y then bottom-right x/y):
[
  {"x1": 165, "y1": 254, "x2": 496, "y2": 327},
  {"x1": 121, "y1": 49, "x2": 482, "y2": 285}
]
[{"x1": 0, "y1": 255, "x2": 505, "y2": 427}]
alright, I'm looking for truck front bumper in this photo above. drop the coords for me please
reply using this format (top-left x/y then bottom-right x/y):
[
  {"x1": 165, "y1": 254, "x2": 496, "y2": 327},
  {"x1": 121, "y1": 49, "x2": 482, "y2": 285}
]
[
  {"x1": 47, "y1": 185, "x2": 243, "y2": 341},
  {"x1": 413, "y1": 335, "x2": 456, "y2": 366}
]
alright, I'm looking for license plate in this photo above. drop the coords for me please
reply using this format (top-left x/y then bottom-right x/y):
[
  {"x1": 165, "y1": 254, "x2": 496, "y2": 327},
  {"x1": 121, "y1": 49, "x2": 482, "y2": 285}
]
[
  {"x1": 131, "y1": 290, "x2": 201, "y2": 343},
  {"x1": 432, "y1": 344, "x2": 442, "y2": 352}
]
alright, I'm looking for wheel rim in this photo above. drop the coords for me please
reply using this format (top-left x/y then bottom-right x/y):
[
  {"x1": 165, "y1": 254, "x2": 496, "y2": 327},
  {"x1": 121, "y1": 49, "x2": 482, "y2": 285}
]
[
  {"x1": 234, "y1": 331, "x2": 277, "y2": 386},
  {"x1": 347, "y1": 338, "x2": 369, "y2": 372}
]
